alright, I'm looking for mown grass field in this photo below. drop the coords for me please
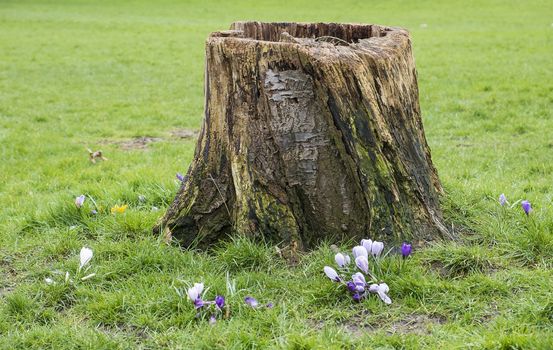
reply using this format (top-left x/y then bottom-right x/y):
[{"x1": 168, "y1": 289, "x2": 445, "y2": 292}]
[{"x1": 1, "y1": 0, "x2": 553, "y2": 348}]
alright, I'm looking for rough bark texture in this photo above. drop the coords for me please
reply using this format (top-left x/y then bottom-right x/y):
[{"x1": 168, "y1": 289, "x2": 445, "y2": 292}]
[{"x1": 155, "y1": 22, "x2": 449, "y2": 250}]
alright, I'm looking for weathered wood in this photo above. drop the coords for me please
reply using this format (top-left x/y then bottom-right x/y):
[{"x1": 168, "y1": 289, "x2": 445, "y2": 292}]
[{"x1": 155, "y1": 22, "x2": 449, "y2": 249}]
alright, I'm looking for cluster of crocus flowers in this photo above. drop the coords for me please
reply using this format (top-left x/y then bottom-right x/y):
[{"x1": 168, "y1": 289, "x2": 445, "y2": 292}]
[
  {"x1": 498, "y1": 194, "x2": 532, "y2": 216},
  {"x1": 324, "y1": 238, "x2": 395, "y2": 305},
  {"x1": 187, "y1": 282, "x2": 226, "y2": 324}
]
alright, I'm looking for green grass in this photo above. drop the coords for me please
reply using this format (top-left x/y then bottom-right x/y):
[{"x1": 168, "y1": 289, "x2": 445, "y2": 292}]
[{"x1": 1, "y1": 0, "x2": 553, "y2": 348}]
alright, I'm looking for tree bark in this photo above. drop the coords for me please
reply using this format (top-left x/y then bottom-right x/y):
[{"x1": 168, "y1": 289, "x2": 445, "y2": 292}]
[{"x1": 155, "y1": 22, "x2": 449, "y2": 250}]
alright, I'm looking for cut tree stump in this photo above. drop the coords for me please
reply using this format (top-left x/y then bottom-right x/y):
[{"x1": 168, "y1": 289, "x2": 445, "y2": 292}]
[{"x1": 155, "y1": 22, "x2": 449, "y2": 250}]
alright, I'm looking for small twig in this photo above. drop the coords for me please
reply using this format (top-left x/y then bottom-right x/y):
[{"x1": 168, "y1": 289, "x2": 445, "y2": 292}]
[{"x1": 207, "y1": 173, "x2": 231, "y2": 217}]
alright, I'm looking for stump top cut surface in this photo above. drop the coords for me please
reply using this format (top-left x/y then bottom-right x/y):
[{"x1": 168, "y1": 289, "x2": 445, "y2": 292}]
[{"x1": 210, "y1": 22, "x2": 410, "y2": 57}]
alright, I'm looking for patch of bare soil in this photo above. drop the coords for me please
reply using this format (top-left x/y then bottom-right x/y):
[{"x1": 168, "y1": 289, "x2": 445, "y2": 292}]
[
  {"x1": 339, "y1": 312, "x2": 445, "y2": 336},
  {"x1": 104, "y1": 136, "x2": 163, "y2": 150},
  {"x1": 169, "y1": 128, "x2": 198, "y2": 139}
]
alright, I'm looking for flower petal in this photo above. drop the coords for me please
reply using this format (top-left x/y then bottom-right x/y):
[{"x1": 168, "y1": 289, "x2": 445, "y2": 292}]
[
  {"x1": 324, "y1": 266, "x2": 340, "y2": 282},
  {"x1": 355, "y1": 256, "x2": 369, "y2": 274},
  {"x1": 79, "y1": 247, "x2": 93, "y2": 269},
  {"x1": 352, "y1": 245, "x2": 368, "y2": 259}
]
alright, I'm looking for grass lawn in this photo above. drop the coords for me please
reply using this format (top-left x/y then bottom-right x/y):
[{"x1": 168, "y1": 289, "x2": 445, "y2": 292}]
[{"x1": 1, "y1": 0, "x2": 553, "y2": 348}]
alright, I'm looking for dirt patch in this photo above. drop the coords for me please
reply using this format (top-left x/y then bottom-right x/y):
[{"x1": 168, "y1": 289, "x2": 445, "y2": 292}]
[
  {"x1": 170, "y1": 128, "x2": 199, "y2": 139},
  {"x1": 335, "y1": 312, "x2": 444, "y2": 336},
  {"x1": 103, "y1": 136, "x2": 163, "y2": 150},
  {"x1": 386, "y1": 314, "x2": 445, "y2": 335}
]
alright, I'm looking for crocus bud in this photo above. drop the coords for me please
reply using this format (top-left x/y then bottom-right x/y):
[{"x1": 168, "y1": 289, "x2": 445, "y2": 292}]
[
  {"x1": 335, "y1": 253, "x2": 348, "y2": 267},
  {"x1": 521, "y1": 200, "x2": 532, "y2": 215},
  {"x1": 324, "y1": 266, "x2": 341, "y2": 282},
  {"x1": 361, "y1": 239, "x2": 373, "y2": 252},
  {"x1": 371, "y1": 241, "x2": 384, "y2": 257},
  {"x1": 215, "y1": 295, "x2": 225, "y2": 309},
  {"x1": 499, "y1": 194, "x2": 507, "y2": 206},
  {"x1": 176, "y1": 173, "x2": 185, "y2": 182},
  {"x1": 355, "y1": 256, "x2": 369, "y2": 274},
  {"x1": 209, "y1": 315, "x2": 216, "y2": 325},
  {"x1": 352, "y1": 245, "x2": 368, "y2": 259},
  {"x1": 75, "y1": 195, "x2": 85, "y2": 208},
  {"x1": 352, "y1": 293, "x2": 362, "y2": 302},
  {"x1": 346, "y1": 281, "x2": 356, "y2": 293},
  {"x1": 187, "y1": 283, "x2": 204, "y2": 301},
  {"x1": 352, "y1": 272, "x2": 366, "y2": 286},
  {"x1": 401, "y1": 243, "x2": 412, "y2": 258},
  {"x1": 79, "y1": 247, "x2": 93, "y2": 269},
  {"x1": 244, "y1": 296, "x2": 259, "y2": 307}
]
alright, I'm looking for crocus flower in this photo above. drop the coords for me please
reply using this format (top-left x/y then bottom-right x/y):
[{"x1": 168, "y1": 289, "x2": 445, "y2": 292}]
[
  {"x1": 361, "y1": 239, "x2": 373, "y2": 252},
  {"x1": 352, "y1": 272, "x2": 366, "y2": 286},
  {"x1": 215, "y1": 295, "x2": 225, "y2": 309},
  {"x1": 499, "y1": 194, "x2": 507, "y2": 206},
  {"x1": 244, "y1": 296, "x2": 259, "y2": 307},
  {"x1": 352, "y1": 293, "x2": 362, "y2": 302},
  {"x1": 90, "y1": 209, "x2": 97, "y2": 215},
  {"x1": 75, "y1": 195, "x2": 85, "y2": 208},
  {"x1": 346, "y1": 281, "x2": 356, "y2": 293},
  {"x1": 266, "y1": 302, "x2": 274, "y2": 309},
  {"x1": 355, "y1": 255, "x2": 369, "y2": 274},
  {"x1": 401, "y1": 243, "x2": 412, "y2": 258},
  {"x1": 521, "y1": 200, "x2": 532, "y2": 215},
  {"x1": 187, "y1": 283, "x2": 204, "y2": 301},
  {"x1": 368, "y1": 283, "x2": 392, "y2": 305},
  {"x1": 110, "y1": 204, "x2": 128, "y2": 214},
  {"x1": 79, "y1": 247, "x2": 93, "y2": 269},
  {"x1": 194, "y1": 298, "x2": 205, "y2": 309},
  {"x1": 352, "y1": 245, "x2": 368, "y2": 259},
  {"x1": 335, "y1": 253, "x2": 350, "y2": 267},
  {"x1": 209, "y1": 315, "x2": 216, "y2": 325},
  {"x1": 176, "y1": 173, "x2": 185, "y2": 182},
  {"x1": 45, "y1": 278, "x2": 54, "y2": 285},
  {"x1": 324, "y1": 266, "x2": 341, "y2": 282},
  {"x1": 371, "y1": 241, "x2": 384, "y2": 257}
]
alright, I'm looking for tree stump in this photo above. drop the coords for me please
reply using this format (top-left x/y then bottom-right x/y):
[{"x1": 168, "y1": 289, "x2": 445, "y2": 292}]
[{"x1": 155, "y1": 22, "x2": 449, "y2": 250}]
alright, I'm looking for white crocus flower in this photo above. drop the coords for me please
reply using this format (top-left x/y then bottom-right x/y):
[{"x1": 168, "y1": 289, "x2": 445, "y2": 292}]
[
  {"x1": 323, "y1": 266, "x2": 340, "y2": 282},
  {"x1": 371, "y1": 241, "x2": 384, "y2": 257},
  {"x1": 45, "y1": 278, "x2": 54, "y2": 285},
  {"x1": 369, "y1": 283, "x2": 392, "y2": 304},
  {"x1": 79, "y1": 247, "x2": 93, "y2": 269},
  {"x1": 352, "y1": 245, "x2": 368, "y2": 259},
  {"x1": 187, "y1": 282, "x2": 204, "y2": 301}
]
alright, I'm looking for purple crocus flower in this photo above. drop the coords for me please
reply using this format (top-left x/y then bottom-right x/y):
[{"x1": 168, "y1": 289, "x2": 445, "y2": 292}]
[
  {"x1": 90, "y1": 209, "x2": 98, "y2": 215},
  {"x1": 176, "y1": 173, "x2": 185, "y2": 182},
  {"x1": 215, "y1": 295, "x2": 225, "y2": 309},
  {"x1": 266, "y1": 302, "x2": 274, "y2": 309},
  {"x1": 194, "y1": 298, "x2": 204, "y2": 309},
  {"x1": 499, "y1": 194, "x2": 507, "y2": 206},
  {"x1": 346, "y1": 281, "x2": 356, "y2": 293},
  {"x1": 521, "y1": 200, "x2": 532, "y2": 215},
  {"x1": 401, "y1": 243, "x2": 412, "y2": 259},
  {"x1": 244, "y1": 296, "x2": 258, "y2": 308},
  {"x1": 352, "y1": 293, "x2": 362, "y2": 302}
]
